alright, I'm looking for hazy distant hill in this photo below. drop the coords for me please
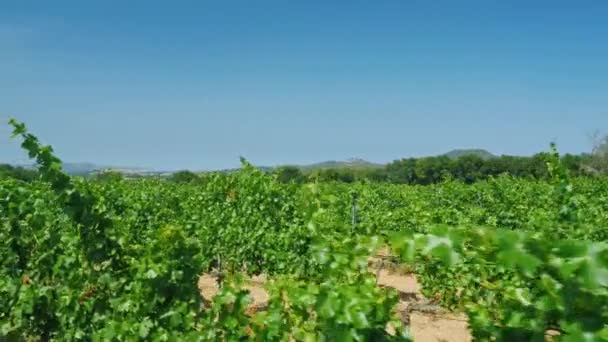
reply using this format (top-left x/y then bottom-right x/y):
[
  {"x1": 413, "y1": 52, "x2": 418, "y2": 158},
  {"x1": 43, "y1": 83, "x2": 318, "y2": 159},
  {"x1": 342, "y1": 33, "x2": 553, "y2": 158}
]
[
  {"x1": 299, "y1": 158, "x2": 383, "y2": 170},
  {"x1": 15, "y1": 162, "x2": 101, "y2": 175},
  {"x1": 218, "y1": 158, "x2": 383, "y2": 173},
  {"x1": 443, "y1": 149, "x2": 496, "y2": 160},
  {"x1": 18, "y1": 152, "x2": 500, "y2": 176},
  {"x1": 63, "y1": 163, "x2": 101, "y2": 175},
  {"x1": 18, "y1": 162, "x2": 152, "y2": 176}
]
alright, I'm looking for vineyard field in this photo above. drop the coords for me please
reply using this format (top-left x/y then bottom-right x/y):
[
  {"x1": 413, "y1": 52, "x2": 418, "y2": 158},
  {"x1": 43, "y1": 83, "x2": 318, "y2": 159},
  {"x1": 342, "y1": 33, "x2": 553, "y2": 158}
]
[{"x1": 2, "y1": 121, "x2": 608, "y2": 341}]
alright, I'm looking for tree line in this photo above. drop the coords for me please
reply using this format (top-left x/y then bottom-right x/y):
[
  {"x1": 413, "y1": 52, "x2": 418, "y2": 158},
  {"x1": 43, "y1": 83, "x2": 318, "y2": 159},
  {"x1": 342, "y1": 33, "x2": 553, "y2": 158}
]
[
  {"x1": 4, "y1": 136, "x2": 607, "y2": 185},
  {"x1": 0, "y1": 164, "x2": 39, "y2": 182},
  {"x1": 271, "y1": 137, "x2": 608, "y2": 184},
  {"x1": 273, "y1": 153, "x2": 596, "y2": 184}
]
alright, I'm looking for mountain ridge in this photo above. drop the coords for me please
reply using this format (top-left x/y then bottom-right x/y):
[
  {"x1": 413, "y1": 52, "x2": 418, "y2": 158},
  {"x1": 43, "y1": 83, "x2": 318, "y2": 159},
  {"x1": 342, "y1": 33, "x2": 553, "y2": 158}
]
[
  {"x1": 442, "y1": 149, "x2": 497, "y2": 160},
  {"x1": 11, "y1": 150, "x2": 500, "y2": 175}
]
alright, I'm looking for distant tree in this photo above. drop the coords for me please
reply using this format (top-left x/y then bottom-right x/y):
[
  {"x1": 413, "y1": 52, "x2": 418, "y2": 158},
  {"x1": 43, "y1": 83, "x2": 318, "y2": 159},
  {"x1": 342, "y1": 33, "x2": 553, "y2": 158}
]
[
  {"x1": 386, "y1": 158, "x2": 416, "y2": 184},
  {"x1": 0, "y1": 164, "x2": 39, "y2": 182},
  {"x1": 561, "y1": 153, "x2": 590, "y2": 176},
  {"x1": 93, "y1": 170, "x2": 124, "y2": 182},
  {"x1": 169, "y1": 170, "x2": 199, "y2": 183},
  {"x1": 587, "y1": 134, "x2": 608, "y2": 174},
  {"x1": 307, "y1": 168, "x2": 356, "y2": 183},
  {"x1": 309, "y1": 146, "x2": 593, "y2": 185},
  {"x1": 414, "y1": 156, "x2": 451, "y2": 184},
  {"x1": 336, "y1": 169, "x2": 356, "y2": 183},
  {"x1": 275, "y1": 166, "x2": 305, "y2": 184},
  {"x1": 527, "y1": 153, "x2": 550, "y2": 179},
  {"x1": 480, "y1": 156, "x2": 509, "y2": 177},
  {"x1": 359, "y1": 168, "x2": 388, "y2": 182},
  {"x1": 451, "y1": 155, "x2": 485, "y2": 183}
]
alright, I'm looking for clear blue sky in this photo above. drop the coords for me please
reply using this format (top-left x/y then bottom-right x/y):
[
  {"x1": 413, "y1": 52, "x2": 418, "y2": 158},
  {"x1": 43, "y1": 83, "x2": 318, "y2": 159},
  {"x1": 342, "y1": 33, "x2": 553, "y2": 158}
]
[{"x1": 1, "y1": 1, "x2": 607, "y2": 170}]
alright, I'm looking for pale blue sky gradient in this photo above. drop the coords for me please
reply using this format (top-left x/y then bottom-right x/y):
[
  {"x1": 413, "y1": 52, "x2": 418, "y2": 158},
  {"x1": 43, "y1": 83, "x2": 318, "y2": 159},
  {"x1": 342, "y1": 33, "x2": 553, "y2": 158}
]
[{"x1": 1, "y1": 1, "x2": 607, "y2": 170}]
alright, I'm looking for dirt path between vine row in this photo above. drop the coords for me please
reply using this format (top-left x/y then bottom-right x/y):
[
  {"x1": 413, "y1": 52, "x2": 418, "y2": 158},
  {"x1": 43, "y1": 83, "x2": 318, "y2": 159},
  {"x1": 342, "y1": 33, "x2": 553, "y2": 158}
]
[
  {"x1": 371, "y1": 249, "x2": 471, "y2": 341},
  {"x1": 198, "y1": 258, "x2": 472, "y2": 341},
  {"x1": 375, "y1": 269, "x2": 471, "y2": 342}
]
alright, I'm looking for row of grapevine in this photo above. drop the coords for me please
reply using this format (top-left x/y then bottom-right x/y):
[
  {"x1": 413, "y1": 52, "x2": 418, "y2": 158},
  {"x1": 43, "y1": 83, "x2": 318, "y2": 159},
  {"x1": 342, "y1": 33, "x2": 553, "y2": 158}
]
[{"x1": 1, "y1": 120, "x2": 607, "y2": 340}]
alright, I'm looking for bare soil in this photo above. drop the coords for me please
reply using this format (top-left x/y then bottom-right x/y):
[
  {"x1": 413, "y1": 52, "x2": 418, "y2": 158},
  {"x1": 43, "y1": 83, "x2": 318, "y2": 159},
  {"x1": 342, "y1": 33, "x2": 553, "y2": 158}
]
[
  {"x1": 375, "y1": 267, "x2": 471, "y2": 342},
  {"x1": 198, "y1": 255, "x2": 472, "y2": 342},
  {"x1": 198, "y1": 273, "x2": 269, "y2": 314}
]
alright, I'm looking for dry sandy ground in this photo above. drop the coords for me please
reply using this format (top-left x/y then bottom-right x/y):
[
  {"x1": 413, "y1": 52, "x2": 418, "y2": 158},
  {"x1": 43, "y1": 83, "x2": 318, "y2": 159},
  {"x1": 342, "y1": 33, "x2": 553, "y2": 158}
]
[
  {"x1": 198, "y1": 273, "x2": 269, "y2": 314},
  {"x1": 198, "y1": 261, "x2": 472, "y2": 342},
  {"x1": 373, "y1": 261, "x2": 471, "y2": 342}
]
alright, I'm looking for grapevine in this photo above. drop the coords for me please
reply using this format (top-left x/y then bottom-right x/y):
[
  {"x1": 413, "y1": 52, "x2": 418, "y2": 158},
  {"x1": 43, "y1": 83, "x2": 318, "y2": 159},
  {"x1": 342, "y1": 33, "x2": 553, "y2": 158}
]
[{"x1": 1, "y1": 119, "x2": 607, "y2": 341}]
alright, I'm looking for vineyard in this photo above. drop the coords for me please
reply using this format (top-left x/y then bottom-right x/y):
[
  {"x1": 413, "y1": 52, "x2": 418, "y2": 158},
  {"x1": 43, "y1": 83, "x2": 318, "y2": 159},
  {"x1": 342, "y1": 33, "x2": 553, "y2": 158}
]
[{"x1": 2, "y1": 120, "x2": 608, "y2": 341}]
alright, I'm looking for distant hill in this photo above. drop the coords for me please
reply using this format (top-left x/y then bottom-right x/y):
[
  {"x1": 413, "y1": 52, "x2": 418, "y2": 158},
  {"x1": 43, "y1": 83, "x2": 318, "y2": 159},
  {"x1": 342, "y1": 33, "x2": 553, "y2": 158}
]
[
  {"x1": 218, "y1": 158, "x2": 383, "y2": 173},
  {"x1": 15, "y1": 162, "x2": 102, "y2": 175},
  {"x1": 63, "y1": 163, "x2": 101, "y2": 175},
  {"x1": 17, "y1": 162, "x2": 155, "y2": 176},
  {"x1": 90, "y1": 167, "x2": 169, "y2": 177},
  {"x1": 443, "y1": 149, "x2": 496, "y2": 160},
  {"x1": 15, "y1": 152, "x2": 503, "y2": 176},
  {"x1": 300, "y1": 158, "x2": 383, "y2": 171}
]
